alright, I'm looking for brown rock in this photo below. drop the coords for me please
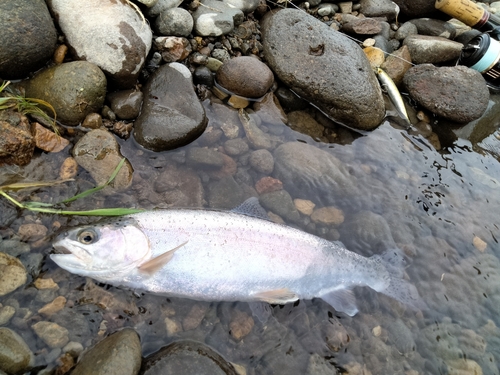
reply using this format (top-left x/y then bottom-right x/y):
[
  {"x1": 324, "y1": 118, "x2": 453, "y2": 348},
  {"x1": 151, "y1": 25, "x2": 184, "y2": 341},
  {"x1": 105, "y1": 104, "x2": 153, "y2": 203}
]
[
  {"x1": 59, "y1": 157, "x2": 79, "y2": 180},
  {"x1": 229, "y1": 309, "x2": 254, "y2": 340},
  {"x1": 255, "y1": 177, "x2": 283, "y2": 194},
  {"x1": 216, "y1": 56, "x2": 274, "y2": 98},
  {"x1": 182, "y1": 304, "x2": 209, "y2": 331},
  {"x1": 38, "y1": 296, "x2": 67, "y2": 316},
  {"x1": 311, "y1": 206, "x2": 344, "y2": 225},
  {"x1": 18, "y1": 223, "x2": 48, "y2": 242},
  {"x1": 0, "y1": 120, "x2": 34, "y2": 166},
  {"x1": 32, "y1": 321, "x2": 69, "y2": 348},
  {"x1": 154, "y1": 36, "x2": 192, "y2": 62},
  {"x1": 294, "y1": 199, "x2": 315, "y2": 216},
  {"x1": 381, "y1": 45, "x2": 412, "y2": 86},
  {"x1": 53, "y1": 44, "x2": 68, "y2": 65},
  {"x1": 342, "y1": 18, "x2": 383, "y2": 35},
  {"x1": 0, "y1": 252, "x2": 27, "y2": 296},
  {"x1": 33, "y1": 123, "x2": 70, "y2": 152},
  {"x1": 34, "y1": 278, "x2": 59, "y2": 290}
]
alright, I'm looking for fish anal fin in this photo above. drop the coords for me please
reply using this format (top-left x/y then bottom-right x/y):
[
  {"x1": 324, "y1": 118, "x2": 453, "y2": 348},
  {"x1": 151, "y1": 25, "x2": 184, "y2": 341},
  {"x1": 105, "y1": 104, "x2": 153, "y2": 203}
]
[
  {"x1": 252, "y1": 288, "x2": 299, "y2": 304},
  {"x1": 138, "y1": 241, "x2": 188, "y2": 275},
  {"x1": 320, "y1": 288, "x2": 358, "y2": 316}
]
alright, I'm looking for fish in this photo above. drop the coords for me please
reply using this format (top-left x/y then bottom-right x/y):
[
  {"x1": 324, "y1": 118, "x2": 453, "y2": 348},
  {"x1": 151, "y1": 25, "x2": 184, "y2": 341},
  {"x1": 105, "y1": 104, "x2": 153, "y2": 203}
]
[
  {"x1": 376, "y1": 67, "x2": 411, "y2": 124},
  {"x1": 51, "y1": 198, "x2": 425, "y2": 316}
]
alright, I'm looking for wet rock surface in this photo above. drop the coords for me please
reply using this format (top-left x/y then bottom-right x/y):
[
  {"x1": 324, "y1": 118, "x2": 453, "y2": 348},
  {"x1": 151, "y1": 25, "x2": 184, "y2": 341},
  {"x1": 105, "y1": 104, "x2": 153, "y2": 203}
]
[
  {"x1": 73, "y1": 129, "x2": 134, "y2": 190},
  {"x1": 0, "y1": 0, "x2": 57, "y2": 79},
  {"x1": 404, "y1": 64, "x2": 489, "y2": 123},
  {"x1": 47, "y1": 0, "x2": 152, "y2": 89},
  {"x1": 0, "y1": 327, "x2": 34, "y2": 374},
  {"x1": 261, "y1": 9, "x2": 385, "y2": 130},
  {"x1": 134, "y1": 64, "x2": 207, "y2": 151},
  {"x1": 0, "y1": 253, "x2": 27, "y2": 297},
  {"x1": 142, "y1": 340, "x2": 238, "y2": 375},
  {"x1": 71, "y1": 328, "x2": 141, "y2": 375},
  {"x1": 24, "y1": 61, "x2": 107, "y2": 126}
]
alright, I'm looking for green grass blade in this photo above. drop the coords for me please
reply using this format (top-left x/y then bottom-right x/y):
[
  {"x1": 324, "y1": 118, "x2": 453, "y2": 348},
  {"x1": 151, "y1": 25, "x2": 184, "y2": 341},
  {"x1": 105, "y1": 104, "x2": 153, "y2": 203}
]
[{"x1": 60, "y1": 159, "x2": 126, "y2": 204}]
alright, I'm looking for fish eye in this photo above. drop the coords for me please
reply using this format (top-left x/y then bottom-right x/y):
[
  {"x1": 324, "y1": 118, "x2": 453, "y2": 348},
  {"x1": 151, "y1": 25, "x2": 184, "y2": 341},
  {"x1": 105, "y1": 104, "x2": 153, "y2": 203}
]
[{"x1": 77, "y1": 229, "x2": 97, "y2": 245}]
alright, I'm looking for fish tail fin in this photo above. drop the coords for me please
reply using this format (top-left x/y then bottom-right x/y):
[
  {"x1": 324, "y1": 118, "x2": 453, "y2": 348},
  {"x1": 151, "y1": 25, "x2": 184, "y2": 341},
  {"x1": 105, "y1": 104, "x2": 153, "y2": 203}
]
[{"x1": 372, "y1": 249, "x2": 427, "y2": 312}]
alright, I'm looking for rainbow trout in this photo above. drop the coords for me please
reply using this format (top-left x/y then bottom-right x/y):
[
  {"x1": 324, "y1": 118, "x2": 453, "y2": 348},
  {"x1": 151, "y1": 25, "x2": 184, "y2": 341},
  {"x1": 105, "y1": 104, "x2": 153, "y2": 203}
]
[{"x1": 51, "y1": 198, "x2": 424, "y2": 316}]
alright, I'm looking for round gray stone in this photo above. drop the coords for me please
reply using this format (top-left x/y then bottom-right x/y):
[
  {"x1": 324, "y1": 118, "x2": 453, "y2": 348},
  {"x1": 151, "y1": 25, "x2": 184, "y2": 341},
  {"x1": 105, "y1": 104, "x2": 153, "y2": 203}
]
[
  {"x1": 155, "y1": 7, "x2": 194, "y2": 37},
  {"x1": 24, "y1": 61, "x2": 107, "y2": 126},
  {"x1": 261, "y1": 9, "x2": 385, "y2": 130},
  {"x1": 0, "y1": 0, "x2": 57, "y2": 79}
]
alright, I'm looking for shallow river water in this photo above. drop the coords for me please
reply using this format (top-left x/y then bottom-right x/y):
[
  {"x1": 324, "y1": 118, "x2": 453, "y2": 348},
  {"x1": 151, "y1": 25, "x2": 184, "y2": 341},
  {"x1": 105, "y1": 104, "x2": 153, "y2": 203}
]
[{"x1": 1, "y1": 92, "x2": 500, "y2": 375}]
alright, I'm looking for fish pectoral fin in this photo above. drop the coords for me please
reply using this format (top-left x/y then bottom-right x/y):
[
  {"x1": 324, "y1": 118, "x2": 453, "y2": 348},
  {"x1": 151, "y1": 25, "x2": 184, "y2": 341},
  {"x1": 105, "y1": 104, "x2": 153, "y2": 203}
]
[
  {"x1": 252, "y1": 288, "x2": 299, "y2": 304},
  {"x1": 320, "y1": 288, "x2": 359, "y2": 316},
  {"x1": 138, "y1": 240, "x2": 188, "y2": 275}
]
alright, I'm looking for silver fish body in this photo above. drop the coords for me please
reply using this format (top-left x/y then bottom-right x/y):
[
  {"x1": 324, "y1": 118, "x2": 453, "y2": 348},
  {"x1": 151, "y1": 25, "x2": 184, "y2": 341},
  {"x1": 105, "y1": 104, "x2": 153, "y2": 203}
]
[{"x1": 51, "y1": 202, "x2": 423, "y2": 316}]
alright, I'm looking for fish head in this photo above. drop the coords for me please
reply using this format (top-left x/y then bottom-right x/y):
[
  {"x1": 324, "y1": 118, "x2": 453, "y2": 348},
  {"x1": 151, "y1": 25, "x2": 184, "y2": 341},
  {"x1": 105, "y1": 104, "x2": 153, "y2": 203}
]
[{"x1": 51, "y1": 218, "x2": 151, "y2": 279}]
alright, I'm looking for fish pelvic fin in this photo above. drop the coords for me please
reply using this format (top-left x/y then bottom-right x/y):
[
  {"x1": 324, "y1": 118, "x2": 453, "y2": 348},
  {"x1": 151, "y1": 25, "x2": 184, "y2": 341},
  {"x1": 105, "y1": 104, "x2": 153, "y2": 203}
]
[
  {"x1": 319, "y1": 288, "x2": 358, "y2": 316},
  {"x1": 138, "y1": 240, "x2": 188, "y2": 275},
  {"x1": 252, "y1": 288, "x2": 299, "y2": 304},
  {"x1": 372, "y1": 249, "x2": 428, "y2": 312}
]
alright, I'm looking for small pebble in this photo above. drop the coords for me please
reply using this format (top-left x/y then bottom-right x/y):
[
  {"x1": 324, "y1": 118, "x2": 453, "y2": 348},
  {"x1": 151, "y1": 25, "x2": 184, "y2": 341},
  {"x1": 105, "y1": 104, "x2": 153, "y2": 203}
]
[
  {"x1": 34, "y1": 278, "x2": 59, "y2": 290},
  {"x1": 473, "y1": 236, "x2": 487, "y2": 252},
  {"x1": 32, "y1": 321, "x2": 70, "y2": 348},
  {"x1": 372, "y1": 325, "x2": 382, "y2": 337},
  {"x1": 229, "y1": 309, "x2": 254, "y2": 341},
  {"x1": 59, "y1": 157, "x2": 79, "y2": 180},
  {"x1": 310, "y1": 207, "x2": 344, "y2": 225},
  {"x1": 294, "y1": 199, "x2": 315, "y2": 216},
  {"x1": 38, "y1": 296, "x2": 67, "y2": 316}
]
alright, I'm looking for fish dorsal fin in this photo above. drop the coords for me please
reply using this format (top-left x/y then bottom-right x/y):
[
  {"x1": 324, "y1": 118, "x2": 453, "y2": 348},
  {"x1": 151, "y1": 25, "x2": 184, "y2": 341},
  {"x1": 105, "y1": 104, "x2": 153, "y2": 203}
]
[
  {"x1": 138, "y1": 241, "x2": 188, "y2": 275},
  {"x1": 231, "y1": 197, "x2": 271, "y2": 221},
  {"x1": 320, "y1": 288, "x2": 359, "y2": 316},
  {"x1": 252, "y1": 288, "x2": 299, "y2": 304}
]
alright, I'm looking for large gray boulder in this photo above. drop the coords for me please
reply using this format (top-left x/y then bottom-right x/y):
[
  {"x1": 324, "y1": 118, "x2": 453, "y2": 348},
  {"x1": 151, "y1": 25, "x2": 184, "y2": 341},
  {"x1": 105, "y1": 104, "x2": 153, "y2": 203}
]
[
  {"x1": 134, "y1": 64, "x2": 207, "y2": 151},
  {"x1": 47, "y1": 0, "x2": 152, "y2": 88},
  {"x1": 0, "y1": 0, "x2": 57, "y2": 79},
  {"x1": 261, "y1": 9, "x2": 385, "y2": 130}
]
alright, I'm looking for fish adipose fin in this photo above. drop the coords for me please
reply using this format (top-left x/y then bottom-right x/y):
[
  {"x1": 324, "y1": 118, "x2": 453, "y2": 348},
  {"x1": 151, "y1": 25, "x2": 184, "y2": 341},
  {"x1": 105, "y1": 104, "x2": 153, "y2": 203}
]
[
  {"x1": 252, "y1": 288, "x2": 299, "y2": 304},
  {"x1": 139, "y1": 241, "x2": 188, "y2": 275},
  {"x1": 319, "y1": 288, "x2": 358, "y2": 316}
]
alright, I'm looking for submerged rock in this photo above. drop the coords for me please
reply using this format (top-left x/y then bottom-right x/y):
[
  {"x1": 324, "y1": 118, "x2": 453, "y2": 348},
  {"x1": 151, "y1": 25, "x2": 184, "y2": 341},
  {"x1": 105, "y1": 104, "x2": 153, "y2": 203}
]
[
  {"x1": 0, "y1": 252, "x2": 28, "y2": 297},
  {"x1": 73, "y1": 129, "x2": 134, "y2": 191},
  {"x1": 192, "y1": 0, "x2": 244, "y2": 36},
  {"x1": 134, "y1": 64, "x2": 207, "y2": 151},
  {"x1": 0, "y1": 118, "x2": 34, "y2": 167},
  {"x1": 0, "y1": 327, "x2": 35, "y2": 374},
  {"x1": 142, "y1": 340, "x2": 238, "y2": 375},
  {"x1": 71, "y1": 328, "x2": 141, "y2": 375},
  {"x1": 404, "y1": 64, "x2": 489, "y2": 123},
  {"x1": 0, "y1": 0, "x2": 57, "y2": 79},
  {"x1": 261, "y1": 9, "x2": 385, "y2": 130},
  {"x1": 47, "y1": 0, "x2": 152, "y2": 88},
  {"x1": 24, "y1": 61, "x2": 107, "y2": 126},
  {"x1": 273, "y1": 142, "x2": 358, "y2": 207}
]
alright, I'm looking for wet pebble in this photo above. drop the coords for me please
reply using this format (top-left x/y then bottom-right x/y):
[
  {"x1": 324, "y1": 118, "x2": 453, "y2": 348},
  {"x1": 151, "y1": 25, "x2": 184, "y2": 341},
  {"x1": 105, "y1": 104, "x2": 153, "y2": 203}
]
[
  {"x1": 0, "y1": 118, "x2": 34, "y2": 167},
  {"x1": 186, "y1": 147, "x2": 225, "y2": 168},
  {"x1": 255, "y1": 177, "x2": 282, "y2": 194},
  {"x1": 182, "y1": 303, "x2": 209, "y2": 331},
  {"x1": 59, "y1": 157, "x2": 79, "y2": 180},
  {"x1": 208, "y1": 176, "x2": 244, "y2": 209},
  {"x1": 311, "y1": 207, "x2": 344, "y2": 226},
  {"x1": 82, "y1": 113, "x2": 103, "y2": 129},
  {"x1": 0, "y1": 252, "x2": 27, "y2": 297},
  {"x1": 249, "y1": 149, "x2": 274, "y2": 174},
  {"x1": 402, "y1": 35, "x2": 462, "y2": 65},
  {"x1": 71, "y1": 328, "x2": 141, "y2": 375},
  {"x1": 38, "y1": 296, "x2": 67, "y2": 317},
  {"x1": 239, "y1": 110, "x2": 273, "y2": 150},
  {"x1": 107, "y1": 90, "x2": 143, "y2": 120},
  {"x1": 155, "y1": 7, "x2": 194, "y2": 37},
  {"x1": 216, "y1": 56, "x2": 274, "y2": 98},
  {"x1": 155, "y1": 36, "x2": 193, "y2": 63},
  {"x1": 223, "y1": 138, "x2": 249, "y2": 156},
  {"x1": 192, "y1": 0, "x2": 244, "y2": 36},
  {"x1": 294, "y1": 199, "x2": 315, "y2": 216},
  {"x1": 259, "y1": 190, "x2": 300, "y2": 222},
  {"x1": 73, "y1": 129, "x2": 133, "y2": 191},
  {"x1": 229, "y1": 309, "x2": 254, "y2": 341},
  {"x1": 17, "y1": 223, "x2": 48, "y2": 242},
  {"x1": 193, "y1": 66, "x2": 214, "y2": 86},
  {"x1": 24, "y1": 61, "x2": 107, "y2": 126},
  {"x1": 32, "y1": 321, "x2": 69, "y2": 348},
  {"x1": 0, "y1": 306, "x2": 15, "y2": 326},
  {"x1": 33, "y1": 123, "x2": 70, "y2": 153},
  {"x1": 473, "y1": 236, "x2": 487, "y2": 252},
  {"x1": 0, "y1": 327, "x2": 35, "y2": 374},
  {"x1": 0, "y1": 239, "x2": 30, "y2": 258}
]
